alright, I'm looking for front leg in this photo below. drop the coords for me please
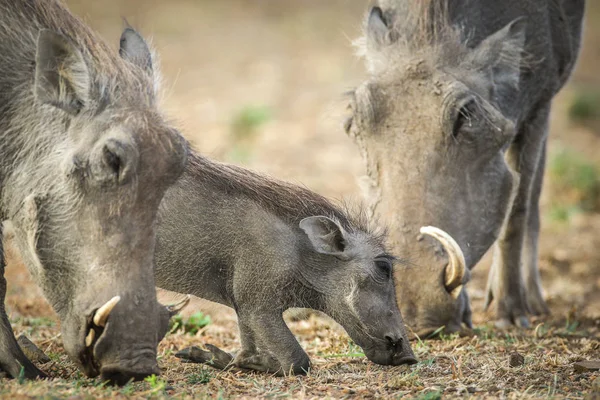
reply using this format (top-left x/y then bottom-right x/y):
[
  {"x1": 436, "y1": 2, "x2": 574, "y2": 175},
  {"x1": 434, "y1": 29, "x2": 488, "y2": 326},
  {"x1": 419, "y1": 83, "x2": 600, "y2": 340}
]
[
  {"x1": 243, "y1": 312, "x2": 310, "y2": 376},
  {"x1": 176, "y1": 311, "x2": 309, "y2": 375},
  {"x1": 232, "y1": 314, "x2": 283, "y2": 374},
  {"x1": 485, "y1": 105, "x2": 550, "y2": 328},
  {"x1": 0, "y1": 229, "x2": 46, "y2": 379}
]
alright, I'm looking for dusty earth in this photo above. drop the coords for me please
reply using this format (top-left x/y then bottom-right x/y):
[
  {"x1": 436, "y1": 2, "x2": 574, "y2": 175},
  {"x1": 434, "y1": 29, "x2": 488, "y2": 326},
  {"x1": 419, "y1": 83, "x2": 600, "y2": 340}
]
[{"x1": 1, "y1": 1, "x2": 599, "y2": 398}]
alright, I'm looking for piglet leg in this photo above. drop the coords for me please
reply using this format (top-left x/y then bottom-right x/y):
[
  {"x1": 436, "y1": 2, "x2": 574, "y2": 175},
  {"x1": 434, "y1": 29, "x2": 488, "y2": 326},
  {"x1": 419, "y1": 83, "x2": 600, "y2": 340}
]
[{"x1": 175, "y1": 344, "x2": 234, "y2": 370}]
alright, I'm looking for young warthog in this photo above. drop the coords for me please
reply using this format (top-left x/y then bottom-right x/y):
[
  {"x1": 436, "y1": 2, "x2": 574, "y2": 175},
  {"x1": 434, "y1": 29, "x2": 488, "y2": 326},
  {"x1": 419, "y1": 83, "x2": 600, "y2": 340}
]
[
  {"x1": 345, "y1": 0, "x2": 584, "y2": 335},
  {"x1": 153, "y1": 152, "x2": 417, "y2": 375},
  {"x1": 0, "y1": 1, "x2": 188, "y2": 383}
]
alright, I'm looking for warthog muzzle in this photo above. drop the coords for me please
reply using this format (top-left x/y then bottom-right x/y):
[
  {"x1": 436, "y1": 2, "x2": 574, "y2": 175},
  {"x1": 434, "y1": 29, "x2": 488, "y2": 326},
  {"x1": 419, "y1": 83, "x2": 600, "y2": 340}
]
[
  {"x1": 78, "y1": 295, "x2": 190, "y2": 384},
  {"x1": 363, "y1": 338, "x2": 418, "y2": 366}
]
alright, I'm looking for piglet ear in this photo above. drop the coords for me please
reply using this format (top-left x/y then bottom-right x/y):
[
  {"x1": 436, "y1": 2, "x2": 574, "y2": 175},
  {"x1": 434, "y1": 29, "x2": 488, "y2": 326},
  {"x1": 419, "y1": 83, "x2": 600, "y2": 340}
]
[
  {"x1": 299, "y1": 216, "x2": 348, "y2": 258},
  {"x1": 34, "y1": 29, "x2": 90, "y2": 115}
]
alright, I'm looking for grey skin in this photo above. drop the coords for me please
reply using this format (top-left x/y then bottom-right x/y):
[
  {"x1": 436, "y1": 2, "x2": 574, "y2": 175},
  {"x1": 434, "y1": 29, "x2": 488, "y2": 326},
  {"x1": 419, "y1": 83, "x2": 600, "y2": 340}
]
[
  {"x1": 345, "y1": 0, "x2": 585, "y2": 336},
  {"x1": 153, "y1": 152, "x2": 417, "y2": 375},
  {"x1": 0, "y1": 1, "x2": 188, "y2": 384}
]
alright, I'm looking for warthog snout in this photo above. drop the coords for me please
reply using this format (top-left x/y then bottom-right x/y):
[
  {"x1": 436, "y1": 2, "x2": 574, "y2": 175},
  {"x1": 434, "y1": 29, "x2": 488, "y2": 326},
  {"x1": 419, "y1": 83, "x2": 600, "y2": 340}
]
[
  {"x1": 62, "y1": 291, "x2": 175, "y2": 384},
  {"x1": 394, "y1": 227, "x2": 472, "y2": 338},
  {"x1": 71, "y1": 294, "x2": 190, "y2": 384},
  {"x1": 363, "y1": 332, "x2": 417, "y2": 366}
]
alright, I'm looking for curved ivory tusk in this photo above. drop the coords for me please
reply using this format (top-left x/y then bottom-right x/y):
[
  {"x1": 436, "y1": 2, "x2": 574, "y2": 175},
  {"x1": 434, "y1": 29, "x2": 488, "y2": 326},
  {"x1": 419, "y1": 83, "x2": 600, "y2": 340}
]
[
  {"x1": 166, "y1": 295, "x2": 191, "y2": 315},
  {"x1": 85, "y1": 329, "x2": 95, "y2": 347},
  {"x1": 93, "y1": 296, "x2": 121, "y2": 327},
  {"x1": 419, "y1": 226, "x2": 466, "y2": 297}
]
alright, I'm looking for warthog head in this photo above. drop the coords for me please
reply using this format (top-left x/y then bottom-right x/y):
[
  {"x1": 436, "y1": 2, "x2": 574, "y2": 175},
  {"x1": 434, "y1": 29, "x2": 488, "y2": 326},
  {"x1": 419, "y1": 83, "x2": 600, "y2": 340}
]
[
  {"x1": 345, "y1": 5, "x2": 525, "y2": 336},
  {"x1": 299, "y1": 216, "x2": 416, "y2": 365},
  {"x1": 10, "y1": 28, "x2": 188, "y2": 383}
]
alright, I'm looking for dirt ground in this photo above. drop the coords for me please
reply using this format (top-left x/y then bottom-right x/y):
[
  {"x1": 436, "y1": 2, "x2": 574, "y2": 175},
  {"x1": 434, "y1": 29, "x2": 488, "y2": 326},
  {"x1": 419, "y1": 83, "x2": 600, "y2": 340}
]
[{"x1": 1, "y1": 1, "x2": 599, "y2": 398}]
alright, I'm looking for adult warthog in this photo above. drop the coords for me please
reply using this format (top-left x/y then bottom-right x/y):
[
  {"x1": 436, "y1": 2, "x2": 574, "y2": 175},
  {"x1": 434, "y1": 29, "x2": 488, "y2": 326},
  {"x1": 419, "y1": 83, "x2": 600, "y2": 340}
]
[
  {"x1": 345, "y1": 0, "x2": 585, "y2": 335},
  {"x1": 0, "y1": 0, "x2": 187, "y2": 384}
]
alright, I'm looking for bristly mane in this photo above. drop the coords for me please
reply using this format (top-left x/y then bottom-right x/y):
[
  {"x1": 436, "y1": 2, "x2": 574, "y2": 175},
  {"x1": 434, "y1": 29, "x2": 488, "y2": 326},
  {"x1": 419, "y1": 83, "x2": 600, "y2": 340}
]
[
  {"x1": 353, "y1": 0, "x2": 463, "y2": 74},
  {"x1": 0, "y1": 0, "x2": 157, "y2": 110},
  {"x1": 355, "y1": 0, "x2": 525, "y2": 78},
  {"x1": 186, "y1": 152, "x2": 385, "y2": 244}
]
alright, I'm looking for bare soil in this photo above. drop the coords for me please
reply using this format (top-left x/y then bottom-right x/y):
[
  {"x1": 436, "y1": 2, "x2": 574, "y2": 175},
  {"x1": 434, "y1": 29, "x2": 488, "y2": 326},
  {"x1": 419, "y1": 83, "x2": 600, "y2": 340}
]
[{"x1": 1, "y1": 1, "x2": 598, "y2": 398}]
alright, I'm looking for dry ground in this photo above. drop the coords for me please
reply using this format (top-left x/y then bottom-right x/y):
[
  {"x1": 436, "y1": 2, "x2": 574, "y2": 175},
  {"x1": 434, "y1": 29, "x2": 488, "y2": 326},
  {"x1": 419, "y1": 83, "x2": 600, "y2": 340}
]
[{"x1": 1, "y1": 1, "x2": 599, "y2": 398}]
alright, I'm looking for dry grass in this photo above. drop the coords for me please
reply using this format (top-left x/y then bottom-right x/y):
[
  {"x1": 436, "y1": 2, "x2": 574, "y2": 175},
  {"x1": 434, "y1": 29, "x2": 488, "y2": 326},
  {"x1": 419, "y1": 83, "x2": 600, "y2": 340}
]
[{"x1": 0, "y1": 305, "x2": 598, "y2": 399}]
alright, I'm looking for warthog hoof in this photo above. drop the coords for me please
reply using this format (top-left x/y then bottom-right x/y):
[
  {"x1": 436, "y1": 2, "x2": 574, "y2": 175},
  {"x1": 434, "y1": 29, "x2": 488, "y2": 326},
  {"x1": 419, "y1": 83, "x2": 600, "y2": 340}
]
[{"x1": 485, "y1": 270, "x2": 532, "y2": 328}]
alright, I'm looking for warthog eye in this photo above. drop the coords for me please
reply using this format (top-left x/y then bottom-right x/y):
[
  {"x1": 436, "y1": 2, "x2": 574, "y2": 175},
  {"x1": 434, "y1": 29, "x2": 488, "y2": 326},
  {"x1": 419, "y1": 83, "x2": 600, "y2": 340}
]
[
  {"x1": 103, "y1": 146, "x2": 121, "y2": 177},
  {"x1": 374, "y1": 256, "x2": 393, "y2": 280},
  {"x1": 453, "y1": 99, "x2": 479, "y2": 138}
]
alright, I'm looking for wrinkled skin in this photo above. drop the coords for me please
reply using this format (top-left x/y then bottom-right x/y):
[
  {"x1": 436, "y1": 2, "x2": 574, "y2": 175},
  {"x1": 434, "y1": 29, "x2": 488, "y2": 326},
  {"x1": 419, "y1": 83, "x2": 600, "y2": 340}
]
[
  {"x1": 154, "y1": 151, "x2": 416, "y2": 375},
  {"x1": 346, "y1": 0, "x2": 585, "y2": 336},
  {"x1": 0, "y1": 1, "x2": 187, "y2": 384}
]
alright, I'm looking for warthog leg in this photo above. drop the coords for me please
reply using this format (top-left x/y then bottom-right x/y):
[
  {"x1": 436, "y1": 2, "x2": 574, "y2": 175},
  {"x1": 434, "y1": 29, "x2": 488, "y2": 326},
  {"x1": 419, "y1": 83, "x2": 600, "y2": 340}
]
[
  {"x1": 176, "y1": 344, "x2": 284, "y2": 375},
  {"x1": 175, "y1": 344, "x2": 235, "y2": 370},
  {"x1": 522, "y1": 142, "x2": 550, "y2": 316},
  {"x1": 0, "y1": 229, "x2": 46, "y2": 379},
  {"x1": 485, "y1": 105, "x2": 551, "y2": 327}
]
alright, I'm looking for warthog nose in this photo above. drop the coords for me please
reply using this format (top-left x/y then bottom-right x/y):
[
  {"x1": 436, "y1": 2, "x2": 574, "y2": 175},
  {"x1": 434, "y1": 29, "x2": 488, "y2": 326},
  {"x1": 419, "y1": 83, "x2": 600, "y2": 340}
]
[{"x1": 385, "y1": 335, "x2": 403, "y2": 351}]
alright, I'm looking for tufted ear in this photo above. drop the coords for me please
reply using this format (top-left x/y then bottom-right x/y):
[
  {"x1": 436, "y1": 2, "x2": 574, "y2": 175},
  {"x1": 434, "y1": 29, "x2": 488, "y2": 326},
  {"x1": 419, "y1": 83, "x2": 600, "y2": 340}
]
[
  {"x1": 119, "y1": 27, "x2": 153, "y2": 75},
  {"x1": 467, "y1": 18, "x2": 526, "y2": 101},
  {"x1": 365, "y1": 6, "x2": 400, "y2": 52},
  {"x1": 299, "y1": 216, "x2": 349, "y2": 258},
  {"x1": 34, "y1": 30, "x2": 90, "y2": 115}
]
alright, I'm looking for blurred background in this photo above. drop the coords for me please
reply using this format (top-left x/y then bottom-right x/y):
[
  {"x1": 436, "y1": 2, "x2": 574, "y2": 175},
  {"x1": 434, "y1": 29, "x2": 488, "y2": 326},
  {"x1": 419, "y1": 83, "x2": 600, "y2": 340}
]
[{"x1": 5, "y1": 0, "x2": 600, "y2": 331}]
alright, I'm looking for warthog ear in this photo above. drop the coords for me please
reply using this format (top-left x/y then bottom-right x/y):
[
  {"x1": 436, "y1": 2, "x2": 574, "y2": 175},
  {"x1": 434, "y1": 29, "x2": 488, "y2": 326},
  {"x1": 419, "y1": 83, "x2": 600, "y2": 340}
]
[
  {"x1": 34, "y1": 30, "x2": 90, "y2": 115},
  {"x1": 367, "y1": 7, "x2": 390, "y2": 47},
  {"x1": 299, "y1": 216, "x2": 348, "y2": 258},
  {"x1": 366, "y1": 7, "x2": 399, "y2": 52},
  {"x1": 468, "y1": 18, "x2": 526, "y2": 102},
  {"x1": 119, "y1": 27, "x2": 153, "y2": 75}
]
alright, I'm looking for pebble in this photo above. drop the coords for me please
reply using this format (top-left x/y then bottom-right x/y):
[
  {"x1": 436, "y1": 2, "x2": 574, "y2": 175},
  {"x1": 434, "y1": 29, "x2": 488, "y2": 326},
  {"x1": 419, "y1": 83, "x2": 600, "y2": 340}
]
[
  {"x1": 509, "y1": 352, "x2": 525, "y2": 368},
  {"x1": 573, "y1": 360, "x2": 600, "y2": 373}
]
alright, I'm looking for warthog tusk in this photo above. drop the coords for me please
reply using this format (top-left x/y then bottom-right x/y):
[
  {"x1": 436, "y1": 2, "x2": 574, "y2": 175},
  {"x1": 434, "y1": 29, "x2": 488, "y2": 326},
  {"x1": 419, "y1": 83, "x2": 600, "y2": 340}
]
[
  {"x1": 93, "y1": 296, "x2": 121, "y2": 327},
  {"x1": 419, "y1": 226, "x2": 466, "y2": 298},
  {"x1": 85, "y1": 329, "x2": 95, "y2": 347},
  {"x1": 166, "y1": 295, "x2": 191, "y2": 315}
]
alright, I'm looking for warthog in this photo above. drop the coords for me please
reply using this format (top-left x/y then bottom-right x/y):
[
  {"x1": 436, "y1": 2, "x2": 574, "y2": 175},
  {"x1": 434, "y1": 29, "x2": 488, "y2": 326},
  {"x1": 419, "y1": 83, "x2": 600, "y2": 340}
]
[
  {"x1": 0, "y1": 1, "x2": 188, "y2": 383},
  {"x1": 345, "y1": 0, "x2": 585, "y2": 335},
  {"x1": 153, "y1": 152, "x2": 417, "y2": 375}
]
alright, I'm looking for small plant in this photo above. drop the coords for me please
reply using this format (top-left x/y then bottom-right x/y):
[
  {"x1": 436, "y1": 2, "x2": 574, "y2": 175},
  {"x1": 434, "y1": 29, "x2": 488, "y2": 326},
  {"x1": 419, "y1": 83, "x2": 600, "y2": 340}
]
[
  {"x1": 17, "y1": 366, "x2": 25, "y2": 385},
  {"x1": 548, "y1": 149, "x2": 600, "y2": 217},
  {"x1": 325, "y1": 340, "x2": 365, "y2": 358},
  {"x1": 417, "y1": 358, "x2": 436, "y2": 368},
  {"x1": 417, "y1": 389, "x2": 443, "y2": 400},
  {"x1": 439, "y1": 331, "x2": 459, "y2": 341},
  {"x1": 565, "y1": 309, "x2": 581, "y2": 333},
  {"x1": 568, "y1": 90, "x2": 600, "y2": 123},
  {"x1": 13, "y1": 316, "x2": 56, "y2": 328},
  {"x1": 230, "y1": 105, "x2": 272, "y2": 141},
  {"x1": 120, "y1": 382, "x2": 136, "y2": 396},
  {"x1": 426, "y1": 326, "x2": 446, "y2": 339},
  {"x1": 169, "y1": 311, "x2": 211, "y2": 335},
  {"x1": 144, "y1": 374, "x2": 167, "y2": 394},
  {"x1": 548, "y1": 205, "x2": 582, "y2": 223},
  {"x1": 226, "y1": 105, "x2": 273, "y2": 163},
  {"x1": 386, "y1": 368, "x2": 423, "y2": 390},
  {"x1": 187, "y1": 369, "x2": 212, "y2": 385}
]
